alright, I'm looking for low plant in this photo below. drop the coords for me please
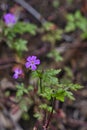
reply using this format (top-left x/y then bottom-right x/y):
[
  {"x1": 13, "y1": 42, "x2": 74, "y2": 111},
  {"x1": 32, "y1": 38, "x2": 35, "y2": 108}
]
[
  {"x1": 41, "y1": 22, "x2": 63, "y2": 47},
  {"x1": 65, "y1": 10, "x2": 87, "y2": 39},
  {"x1": 12, "y1": 55, "x2": 82, "y2": 130},
  {"x1": 47, "y1": 49, "x2": 63, "y2": 62},
  {"x1": 0, "y1": 13, "x2": 37, "y2": 57}
]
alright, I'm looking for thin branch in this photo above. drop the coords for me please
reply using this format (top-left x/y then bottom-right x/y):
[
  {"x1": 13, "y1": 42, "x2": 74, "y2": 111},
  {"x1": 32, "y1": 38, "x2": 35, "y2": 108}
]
[{"x1": 14, "y1": 0, "x2": 46, "y2": 24}]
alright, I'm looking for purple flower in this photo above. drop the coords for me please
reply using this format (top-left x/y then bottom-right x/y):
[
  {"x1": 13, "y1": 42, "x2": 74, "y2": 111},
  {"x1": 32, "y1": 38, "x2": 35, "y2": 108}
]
[
  {"x1": 25, "y1": 56, "x2": 40, "y2": 71},
  {"x1": 13, "y1": 68, "x2": 23, "y2": 79},
  {"x1": 3, "y1": 13, "x2": 17, "y2": 27}
]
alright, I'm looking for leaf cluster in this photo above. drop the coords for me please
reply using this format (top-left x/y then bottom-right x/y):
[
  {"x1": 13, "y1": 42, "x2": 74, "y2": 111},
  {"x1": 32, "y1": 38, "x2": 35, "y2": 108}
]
[
  {"x1": 12, "y1": 22, "x2": 37, "y2": 35},
  {"x1": 32, "y1": 68, "x2": 82, "y2": 102},
  {"x1": 2, "y1": 21, "x2": 37, "y2": 57},
  {"x1": 42, "y1": 29, "x2": 63, "y2": 44},
  {"x1": 39, "y1": 104, "x2": 53, "y2": 112},
  {"x1": 47, "y1": 49, "x2": 63, "y2": 62},
  {"x1": 31, "y1": 69, "x2": 61, "y2": 88},
  {"x1": 42, "y1": 22, "x2": 63, "y2": 44},
  {"x1": 41, "y1": 82, "x2": 82, "y2": 102},
  {"x1": 16, "y1": 83, "x2": 34, "y2": 111},
  {"x1": 16, "y1": 83, "x2": 28, "y2": 98},
  {"x1": 41, "y1": 69, "x2": 61, "y2": 87},
  {"x1": 65, "y1": 11, "x2": 87, "y2": 39}
]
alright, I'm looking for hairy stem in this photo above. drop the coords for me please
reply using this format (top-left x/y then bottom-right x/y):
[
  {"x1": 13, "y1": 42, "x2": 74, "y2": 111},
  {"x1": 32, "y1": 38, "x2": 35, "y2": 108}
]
[{"x1": 43, "y1": 97, "x2": 55, "y2": 130}]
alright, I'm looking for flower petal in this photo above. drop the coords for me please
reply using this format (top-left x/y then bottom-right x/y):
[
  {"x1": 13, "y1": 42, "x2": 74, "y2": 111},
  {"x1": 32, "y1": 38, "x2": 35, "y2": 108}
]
[
  {"x1": 35, "y1": 59, "x2": 40, "y2": 65},
  {"x1": 13, "y1": 74, "x2": 18, "y2": 79},
  {"x1": 27, "y1": 56, "x2": 31, "y2": 61},
  {"x1": 31, "y1": 56, "x2": 37, "y2": 60},
  {"x1": 25, "y1": 62, "x2": 31, "y2": 68},
  {"x1": 31, "y1": 64, "x2": 37, "y2": 71}
]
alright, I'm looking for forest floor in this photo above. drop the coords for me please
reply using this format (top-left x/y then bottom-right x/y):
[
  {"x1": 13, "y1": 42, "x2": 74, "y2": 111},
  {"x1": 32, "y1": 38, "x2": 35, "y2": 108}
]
[{"x1": 0, "y1": 0, "x2": 87, "y2": 130}]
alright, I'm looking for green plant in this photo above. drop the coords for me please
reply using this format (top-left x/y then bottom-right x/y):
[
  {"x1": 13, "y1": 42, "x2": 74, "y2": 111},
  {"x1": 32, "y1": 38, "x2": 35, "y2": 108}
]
[
  {"x1": 11, "y1": 39, "x2": 28, "y2": 57},
  {"x1": 47, "y1": 49, "x2": 63, "y2": 62},
  {"x1": 5, "y1": 22, "x2": 37, "y2": 56},
  {"x1": 14, "y1": 55, "x2": 82, "y2": 129},
  {"x1": 41, "y1": 22, "x2": 63, "y2": 46},
  {"x1": 65, "y1": 10, "x2": 87, "y2": 39},
  {"x1": 32, "y1": 69, "x2": 81, "y2": 101},
  {"x1": 16, "y1": 83, "x2": 33, "y2": 111},
  {"x1": 16, "y1": 83, "x2": 28, "y2": 98},
  {"x1": 0, "y1": 17, "x2": 37, "y2": 57}
]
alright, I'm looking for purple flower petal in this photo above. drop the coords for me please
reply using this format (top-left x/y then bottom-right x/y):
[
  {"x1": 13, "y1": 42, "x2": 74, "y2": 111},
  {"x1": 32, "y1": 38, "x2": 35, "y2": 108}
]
[
  {"x1": 27, "y1": 56, "x2": 32, "y2": 61},
  {"x1": 25, "y1": 62, "x2": 31, "y2": 68},
  {"x1": 31, "y1": 56, "x2": 37, "y2": 60},
  {"x1": 35, "y1": 59, "x2": 40, "y2": 65},
  {"x1": 31, "y1": 64, "x2": 37, "y2": 71},
  {"x1": 13, "y1": 74, "x2": 18, "y2": 79}
]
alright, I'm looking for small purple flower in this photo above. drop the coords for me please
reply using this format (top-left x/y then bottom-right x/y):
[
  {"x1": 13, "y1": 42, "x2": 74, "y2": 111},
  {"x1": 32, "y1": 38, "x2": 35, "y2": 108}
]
[
  {"x1": 13, "y1": 68, "x2": 23, "y2": 79},
  {"x1": 3, "y1": 13, "x2": 17, "y2": 27},
  {"x1": 25, "y1": 56, "x2": 40, "y2": 71}
]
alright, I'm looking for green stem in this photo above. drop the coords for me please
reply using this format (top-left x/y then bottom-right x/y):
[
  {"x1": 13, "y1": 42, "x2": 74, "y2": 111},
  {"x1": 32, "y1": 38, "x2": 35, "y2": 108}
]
[{"x1": 39, "y1": 77, "x2": 42, "y2": 93}]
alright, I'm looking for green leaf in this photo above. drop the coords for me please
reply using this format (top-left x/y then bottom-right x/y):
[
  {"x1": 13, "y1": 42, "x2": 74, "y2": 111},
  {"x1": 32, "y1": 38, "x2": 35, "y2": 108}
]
[
  {"x1": 52, "y1": 89, "x2": 66, "y2": 102},
  {"x1": 13, "y1": 39, "x2": 28, "y2": 52},
  {"x1": 41, "y1": 87, "x2": 52, "y2": 100},
  {"x1": 33, "y1": 112, "x2": 42, "y2": 120},
  {"x1": 65, "y1": 91, "x2": 75, "y2": 100},
  {"x1": 43, "y1": 22, "x2": 55, "y2": 31},
  {"x1": 13, "y1": 22, "x2": 37, "y2": 35},
  {"x1": 27, "y1": 85, "x2": 34, "y2": 91},
  {"x1": 16, "y1": 83, "x2": 28, "y2": 98},
  {"x1": 42, "y1": 28, "x2": 63, "y2": 44},
  {"x1": 65, "y1": 22, "x2": 76, "y2": 32},
  {"x1": 74, "y1": 11, "x2": 82, "y2": 19},
  {"x1": 67, "y1": 14, "x2": 74, "y2": 22},
  {"x1": 67, "y1": 83, "x2": 82, "y2": 91},
  {"x1": 31, "y1": 70, "x2": 42, "y2": 78},
  {"x1": 39, "y1": 104, "x2": 52, "y2": 112},
  {"x1": 42, "y1": 69, "x2": 61, "y2": 87},
  {"x1": 65, "y1": 10, "x2": 87, "y2": 35},
  {"x1": 47, "y1": 49, "x2": 63, "y2": 62},
  {"x1": 20, "y1": 100, "x2": 28, "y2": 112}
]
